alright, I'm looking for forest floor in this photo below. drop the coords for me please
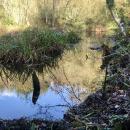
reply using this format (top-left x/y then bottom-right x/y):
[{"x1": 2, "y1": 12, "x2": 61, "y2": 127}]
[{"x1": 65, "y1": 87, "x2": 130, "y2": 130}]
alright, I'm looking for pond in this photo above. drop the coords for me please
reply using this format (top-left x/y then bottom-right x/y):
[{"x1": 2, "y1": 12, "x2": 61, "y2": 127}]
[{"x1": 0, "y1": 32, "x2": 110, "y2": 120}]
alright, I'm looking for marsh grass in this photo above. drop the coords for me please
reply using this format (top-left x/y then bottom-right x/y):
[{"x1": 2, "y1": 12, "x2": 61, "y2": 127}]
[{"x1": 0, "y1": 27, "x2": 80, "y2": 79}]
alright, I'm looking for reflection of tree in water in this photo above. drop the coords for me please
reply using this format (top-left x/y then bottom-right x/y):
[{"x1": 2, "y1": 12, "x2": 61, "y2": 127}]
[{"x1": 32, "y1": 71, "x2": 40, "y2": 104}]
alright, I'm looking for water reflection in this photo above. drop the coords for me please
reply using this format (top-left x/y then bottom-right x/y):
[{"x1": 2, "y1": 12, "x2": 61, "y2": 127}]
[
  {"x1": 32, "y1": 72, "x2": 40, "y2": 104},
  {"x1": 0, "y1": 84, "x2": 87, "y2": 120},
  {"x1": 44, "y1": 33, "x2": 105, "y2": 90},
  {"x1": 0, "y1": 32, "x2": 111, "y2": 120}
]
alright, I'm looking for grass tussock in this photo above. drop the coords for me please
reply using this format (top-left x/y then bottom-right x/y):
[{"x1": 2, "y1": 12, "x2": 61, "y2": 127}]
[{"x1": 0, "y1": 27, "x2": 80, "y2": 72}]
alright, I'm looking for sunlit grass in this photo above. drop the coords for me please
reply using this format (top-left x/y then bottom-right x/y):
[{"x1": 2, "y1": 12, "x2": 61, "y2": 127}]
[{"x1": 0, "y1": 27, "x2": 80, "y2": 68}]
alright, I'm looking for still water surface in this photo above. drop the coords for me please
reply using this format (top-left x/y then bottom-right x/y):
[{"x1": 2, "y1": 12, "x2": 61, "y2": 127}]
[
  {"x1": 0, "y1": 83, "x2": 87, "y2": 120},
  {"x1": 0, "y1": 33, "x2": 109, "y2": 120}
]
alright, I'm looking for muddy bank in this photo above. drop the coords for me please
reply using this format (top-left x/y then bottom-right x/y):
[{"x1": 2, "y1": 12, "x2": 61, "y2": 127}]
[{"x1": 65, "y1": 87, "x2": 130, "y2": 130}]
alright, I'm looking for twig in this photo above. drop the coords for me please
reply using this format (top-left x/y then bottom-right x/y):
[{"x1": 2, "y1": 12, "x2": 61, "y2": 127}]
[{"x1": 62, "y1": 66, "x2": 81, "y2": 101}]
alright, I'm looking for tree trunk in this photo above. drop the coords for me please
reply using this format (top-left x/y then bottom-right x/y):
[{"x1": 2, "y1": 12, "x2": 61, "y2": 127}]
[{"x1": 109, "y1": 9, "x2": 126, "y2": 36}]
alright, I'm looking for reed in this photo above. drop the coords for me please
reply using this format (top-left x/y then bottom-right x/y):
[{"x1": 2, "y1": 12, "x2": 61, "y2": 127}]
[{"x1": 0, "y1": 27, "x2": 80, "y2": 75}]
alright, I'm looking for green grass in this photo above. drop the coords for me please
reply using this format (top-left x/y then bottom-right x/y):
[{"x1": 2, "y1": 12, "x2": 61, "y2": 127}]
[{"x1": 0, "y1": 27, "x2": 80, "y2": 71}]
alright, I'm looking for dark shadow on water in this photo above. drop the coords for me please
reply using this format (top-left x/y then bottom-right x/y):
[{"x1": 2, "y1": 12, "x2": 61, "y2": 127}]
[{"x1": 32, "y1": 71, "x2": 40, "y2": 104}]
